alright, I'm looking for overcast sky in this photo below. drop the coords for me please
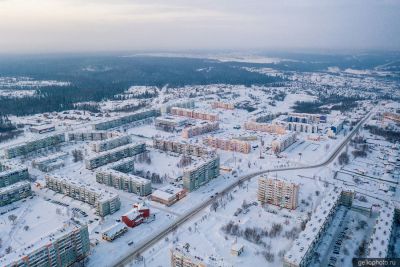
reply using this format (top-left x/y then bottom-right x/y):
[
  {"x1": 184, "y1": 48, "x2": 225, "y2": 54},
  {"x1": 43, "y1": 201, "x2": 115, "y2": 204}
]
[{"x1": 0, "y1": 0, "x2": 399, "y2": 54}]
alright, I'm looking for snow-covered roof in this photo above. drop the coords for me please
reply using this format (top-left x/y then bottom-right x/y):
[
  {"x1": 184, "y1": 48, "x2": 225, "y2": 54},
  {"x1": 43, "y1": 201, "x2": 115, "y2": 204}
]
[
  {"x1": 102, "y1": 223, "x2": 127, "y2": 237},
  {"x1": 284, "y1": 187, "x2": 342, "y2": 266},
  {"x1": 367, "y1": 203, "x2": 395, "y2": 258},
  {"x1": 0, "y1": 180, "x2": 30, "y2": 194},
  {"x1": 152, "y1": 185, "x2": 184, "y2": 201}
]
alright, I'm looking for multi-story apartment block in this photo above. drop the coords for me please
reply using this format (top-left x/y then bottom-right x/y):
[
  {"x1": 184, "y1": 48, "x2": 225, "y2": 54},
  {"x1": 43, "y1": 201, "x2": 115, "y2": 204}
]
[
  {"x1": 283, "y1": 188, "x2": 353, "y2": 267},
  {"x1": 45, "y1": 174, "x2": 121, "y2": 217},
  {"x1": 182, "y1": 122, "x2": 219, "y2": 138},
  {"x1": 0, "y1": 181, "x2": 32, "y2": 207},
  {"x1": 90, "y1": 135, "x2": 131, "y2": 152},
  {"x1": 96, "y1": 169, "x2": 152, "y2": 196},
  {"x1": 161, "y1": 99, "x2": 195, "y2": 114},
  {"x1": 203, "y1": 136, "x2": 251, "y2": 154},
  {"x1": 183, "y1": 156, "x2": 220, "y2": 192},
  {"x1": 68, "y1": 131, "x2": 110, "y2": 141},
  {"x1": 170, "y1": 243, "x2": 223, "y2": 267},
  {"x1": 4, "y1": 133, "x2": 66, "y2": 159},
  {"x1": 287, "y1": 113, "x2": 327, "y2": 124},
  {"x1": 287, "y1": 122, "x2": 318, "y2": 134},
  {"x1": 2, "y1": 223, "x2": 90, "y2": 267},
  {"x1": 85, "y1": 143, "x2": 146, "y2": 169},
  {"x1": 211, "y1": 101, "x2": 234, "y2": 110},
  {"x1": 257, "y1": 177, "x2": 299, "y2": 210},
  {"x1": 153, "y1": 138, "x2": 213, "y2": 157},
  {"x1": 271, "y1": 133, "x2": 297, "y2": 153},
  {"x1": 367, "y1": 203, "x2": 396, "y2": 258},
  {"x1": 244, "y1": 121, "x2": 286, "y2": 135},
  {"x1": 171, "y1": 107, "x2": 219, "y2": 121},
  {"x1": 92, "y1": 109, "x2": 160, "y2": 130},
  {"x1": 154, "y1": 116, "x2": 188, "y2": 132},
  {"x1": 0, "y1": 162, "x2": 29, "y2": 188},
  {"x1": 31, "y1": 152, "x2": 68, "y2": 172}
]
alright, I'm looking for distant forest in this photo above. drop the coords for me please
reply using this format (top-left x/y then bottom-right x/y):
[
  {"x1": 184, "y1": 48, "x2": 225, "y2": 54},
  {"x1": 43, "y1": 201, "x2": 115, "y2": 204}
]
[{"x1": 0, "y1": 55, "x2": 282, "y2": 116}]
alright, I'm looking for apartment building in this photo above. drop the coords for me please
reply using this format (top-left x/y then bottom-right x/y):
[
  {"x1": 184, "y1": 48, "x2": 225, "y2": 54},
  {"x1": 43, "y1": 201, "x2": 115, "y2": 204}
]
[
  {"x1": 271, "y1": 133, "x2": 297, "y2": 153},
  {"x1": 45, "y1": 174, "x2": 121, "y2": 217},
  {"x1": 183, "y1": 156, "x2": 220, "y2": 192},
  {"x1": 203, "y1": 136, "x2": 251, "y2": 154},
  {"x1": 170, "y1": 243, "x2": 223, "y2": 267},
  {"x1": 182, "y1": 122, "x2": 219, "y2": 138},
  {"x1": 161, "y1": 99, "x2": 195, "y2": 114},
  {"x1": 153, "y1": 138, "x2": 213, "y2": 157},
  {"x1": 85, "y1": 143, "x2": 146, "y2": 169},
  {"x1": 283, "y1": 188, "x2": 353, "y2": 267},
  {"x1": 154, "y1": 116, "x2": 188, "y2": 132},
  {"x1": 31, "y1": 152, "x2": 68, "y2": 172},
  {"x1": 4, "y1": 133, "x2": 66, "y2": 159},
  {"x1": 287, "y1": 113, "x2": 327, "y2": 124},
  {"x1": 287, "y1": 122, "x2": 318, "y2": 134},
  {"x1": 0, "y1": 162, "x2": 29, "y2": 188},
  {"x1": 257, "y1": 177, "x2": 299, "y2": 210},
  {"x1": 90, "y1": 135, "x2": 131, "y2": 152},
  {"x1": 171, "y1": 107, "x2": 219, "y2": 121},
  {"x1": 96, "y1": 169, "x2": 152, "y2": 196},
  {"x1": 0, "y1": 181, "x2": 32, "y2": 207},
  {"x1": 2, "y1": 223, "x2": 90, "y2": 267},
  {"x1": 211, "y1": 101, "x2": 234, "y2": 110},
  {"x1": 68, "y1": 131, "x2": 110, "y2": 141},
  {"x1": 92, "y1": 109, "x2": 160, "y2": 130},
  {"x1": 244, "y1": 121, "x2": 286, "y2": 135}
]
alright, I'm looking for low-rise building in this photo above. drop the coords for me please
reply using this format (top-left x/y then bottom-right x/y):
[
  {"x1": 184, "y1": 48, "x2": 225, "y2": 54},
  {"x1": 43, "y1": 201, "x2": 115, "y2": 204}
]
[
  {"x1": 258, "y1": 177, "x2": 299, "y2": 210},
  {"x1": 154, "y1": 116, "x2": 189, "y2": 132},
  {"x1": 1, "y1": 222, "x2": 90, "y2": 267},
  {"x1": 45, "y1": 174, "x2": 121, "y2": 217},
  {"x1": 102, "y1": 223, "x2": 128, "y2": 242},
  {"x1": 151, "y1": 185, "x2": 187, "y2": 206},
  {"x1": 121, "y1": 203, "x2": 151, "y2": 228},
  {"x1": 29, "y1": 124, "x2": 55, "y2": 134}
]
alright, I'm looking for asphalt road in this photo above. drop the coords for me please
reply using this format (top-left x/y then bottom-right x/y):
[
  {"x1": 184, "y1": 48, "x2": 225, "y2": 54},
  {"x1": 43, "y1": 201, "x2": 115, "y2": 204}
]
[{"x1": 113, "y1": 110, "x2": 372, "y2": 267}]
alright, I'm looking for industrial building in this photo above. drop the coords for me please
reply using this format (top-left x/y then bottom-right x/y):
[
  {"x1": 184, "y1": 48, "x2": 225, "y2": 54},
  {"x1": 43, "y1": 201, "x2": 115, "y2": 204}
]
[
  {"x1": 96, "y1": 169, "x2": 152, "y2": 196},
  {"x1": 2, "y1": 223, "x2": 90, "y2": 267},
  {"x1": 183, "y1": 156, "x2": 220, "y2": 192},
  {"x1": 102, "y1": 223, "x2": 128, "y2": 242},
  {"x1": 85, "y1": 143, "x2": 146, "y2": 169},
  {"x1": 182, "y1": 122, "x2": 219, "y2": 138},
  {"x1": 203, "y1": 136, "x2": 251, "y2": 154},
  {"x1": 0, "y1": 162, "x2": 29, "y2": 188},
  {"x1": 244, "y1": 121, "x2": 286, "y2": 135},
  {"x1": 29, "y1": 124, "x2": 56, "y2": 134},
  {"x1": 153, "y1": 138, "x2": 213, "y2": 157},
  {"x1": 31, "y1": 151, "x2": 68, "y2": 172},
  {"x1": 161, "y1": 99, "x2": 195, "y2": 114},
  {"x1": 92, "y1": 109, "x2": 161, "y2": 130},
  {"x1": 121, "y1": 203, "x2": 151, "y2": 228},
  {"x1": 171, "y1": 107, "x2": 219, "y2": 121},
  {"x1": 211, "y1": 101, "x2": 234, "y2": 110},
  {"x1": 4, "y1": 133, "x2": 66, "y2": 159},
  {"x1": 0, "y1": 181, "x2": 32, "y2": 207},
  {"x1": 68, "y1": 131, "x2": 110, "y2": 141},
  {"x1": 271, "y1": 133, "x2": 297, "y2": 153},
  {"x1": 257, "y1": 177, "x2": 299, "y2": 210},
  {"x1": 90, "y1": 135, "x2": 131, "y2": 152},
  {"x1": 283, "y1": 188, "x2": 354, "y2": 267},
  {"x1": 151, "y1": 185, "x2": 187, "y2": 206},
  {"x1": 154, "y1": 116, "x2": 189, "y2": 132},
  {"x1": 45, "y1": 174, "x2": 121, "y2": 217}
]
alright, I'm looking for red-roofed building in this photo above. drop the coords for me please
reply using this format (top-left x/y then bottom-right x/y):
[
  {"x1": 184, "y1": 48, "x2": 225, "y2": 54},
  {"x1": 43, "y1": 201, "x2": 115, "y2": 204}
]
[{"x1": 121, "y1": 203, "x2": 150, "y2": 228}]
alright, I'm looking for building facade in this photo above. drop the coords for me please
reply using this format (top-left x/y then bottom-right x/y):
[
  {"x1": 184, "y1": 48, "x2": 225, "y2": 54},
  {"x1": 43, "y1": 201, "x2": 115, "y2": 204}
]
[
  {"x1": 0, "y1": 181, "x2": 32, "y2": 207},
  {"x1": 153, "y1": 138, "x2": 213, "y2": 157},
  {"x1": 203, "y1": 136, "x2": 251, "y2": 154},
  {"x1": 211, "y1": 101, "x2": 234, "y2": 110},
  {"x1": 244, "y1": 121, "x2": 286, "y2": 135},
  {"x1": 92, "y1": 109, "x2": 160, "y2": 130},
  {"x1": 68, "y1": 131, "x2": 110, "y2": 141},
  {"x1": 183, "y1": 156, "x2": 220, "y2": 192},
  {"x1": 182, "y1": 122, "x2": 219, "y2": 138},
  {"x1": 0, "y1": 162, "x2": 29, "y2": 188},
  {"x1": 271, "y1": 133, "x2": 297, "y2": 153},
  {"x1": 171, "y1": 107, "x2": 219, "y2": 122},
  {"x1": 258, "y1": 177, "x2": 299, "y2": 210},
  {"x1": 90, "y1": 135, "x2": 131, "y2": 152}
]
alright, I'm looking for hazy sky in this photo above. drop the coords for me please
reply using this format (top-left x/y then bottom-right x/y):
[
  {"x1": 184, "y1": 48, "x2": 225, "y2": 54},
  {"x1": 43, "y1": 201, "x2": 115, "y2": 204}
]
[{"x1": 0, "y1": 0, "x2": 399, "y2": 54}]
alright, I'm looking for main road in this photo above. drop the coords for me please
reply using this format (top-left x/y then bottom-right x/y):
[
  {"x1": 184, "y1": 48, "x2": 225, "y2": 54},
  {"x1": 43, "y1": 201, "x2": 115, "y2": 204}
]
[{"x1": 113, "y1": 110, "x2": 373, "y2": 267}]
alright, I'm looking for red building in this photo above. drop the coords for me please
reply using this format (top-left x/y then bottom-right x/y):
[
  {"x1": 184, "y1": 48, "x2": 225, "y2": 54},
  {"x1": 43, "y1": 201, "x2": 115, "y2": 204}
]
[{"x1": 121, "y1": 203, "x2": 150, "y2": 228}]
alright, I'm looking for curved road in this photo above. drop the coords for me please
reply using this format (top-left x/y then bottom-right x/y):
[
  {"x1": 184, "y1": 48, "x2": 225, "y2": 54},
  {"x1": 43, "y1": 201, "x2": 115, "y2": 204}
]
[{"x1": 114, "y1": 110, "x2": 372, "y2": 267}]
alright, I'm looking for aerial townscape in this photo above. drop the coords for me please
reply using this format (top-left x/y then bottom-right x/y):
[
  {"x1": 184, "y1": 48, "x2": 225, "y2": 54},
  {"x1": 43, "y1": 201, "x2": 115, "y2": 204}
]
[{"x1": 0, "y1": 1, "x2": 400, "y2": 267}]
